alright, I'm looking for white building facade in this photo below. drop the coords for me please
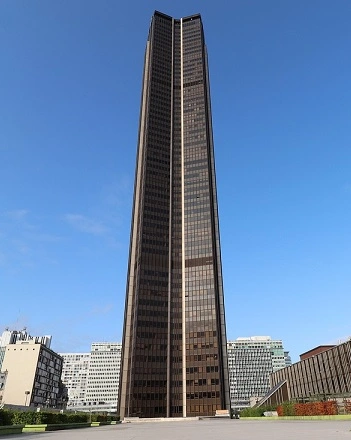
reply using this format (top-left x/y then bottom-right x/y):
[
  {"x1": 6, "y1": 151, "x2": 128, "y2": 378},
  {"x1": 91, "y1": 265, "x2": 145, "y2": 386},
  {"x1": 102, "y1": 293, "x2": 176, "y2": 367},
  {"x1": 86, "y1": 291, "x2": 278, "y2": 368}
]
[
  {"x1": 60, "y1": 353, "x2": 90, "y2": 410},
  {"x1": 60, "y1": 342, "x2": 122, "y2": 413},
  {"x1": 227, "y1": 336, "x2": 289, "y2": 410}
]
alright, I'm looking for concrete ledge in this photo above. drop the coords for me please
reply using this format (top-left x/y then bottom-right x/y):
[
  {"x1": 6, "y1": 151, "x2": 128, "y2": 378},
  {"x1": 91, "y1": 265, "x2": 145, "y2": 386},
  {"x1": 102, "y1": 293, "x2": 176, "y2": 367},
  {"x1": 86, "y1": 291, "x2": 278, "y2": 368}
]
[
  {"x1": 23, "y1": 423, "x2": 91, "y2": 432},
  {"x1": 0, "y1": 421, "x2": 119, "y2": 435},
  {"x1": 0, "y1": 425, "x2": 25, "y2": 435},
  {"x1": 91, "y1": 421, "x2": 120, "y2": 427}
]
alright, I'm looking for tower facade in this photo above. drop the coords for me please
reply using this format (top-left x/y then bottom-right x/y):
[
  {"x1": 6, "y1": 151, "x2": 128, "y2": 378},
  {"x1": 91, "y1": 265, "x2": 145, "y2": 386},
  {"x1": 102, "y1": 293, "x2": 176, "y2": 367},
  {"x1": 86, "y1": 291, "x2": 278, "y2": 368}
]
[{"x1": 119, "y1": 11, "x2": 230, "y2": 418}]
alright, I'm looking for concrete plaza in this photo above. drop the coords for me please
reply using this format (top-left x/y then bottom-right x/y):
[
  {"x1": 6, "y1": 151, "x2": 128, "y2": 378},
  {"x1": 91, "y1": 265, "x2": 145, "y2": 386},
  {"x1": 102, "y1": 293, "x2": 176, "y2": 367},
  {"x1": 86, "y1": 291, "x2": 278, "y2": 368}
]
[{"x1": 6, "y1": 419, "x2": 351, "y2": 440}]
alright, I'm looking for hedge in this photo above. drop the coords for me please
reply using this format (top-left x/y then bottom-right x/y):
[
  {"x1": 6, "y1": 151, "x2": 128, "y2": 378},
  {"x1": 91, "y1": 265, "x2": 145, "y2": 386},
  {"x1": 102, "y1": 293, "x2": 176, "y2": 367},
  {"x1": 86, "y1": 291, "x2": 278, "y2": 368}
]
[{"x1": 0, "y1": 410, "x2": 119, "y2": 426}]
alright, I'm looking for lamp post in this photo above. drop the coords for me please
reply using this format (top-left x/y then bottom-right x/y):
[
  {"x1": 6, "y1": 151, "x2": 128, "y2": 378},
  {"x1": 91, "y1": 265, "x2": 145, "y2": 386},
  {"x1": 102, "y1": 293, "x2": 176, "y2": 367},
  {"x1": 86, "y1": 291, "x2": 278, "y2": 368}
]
[{"x1": 24, "y1": 391, "x2": 30, "y2": 406}]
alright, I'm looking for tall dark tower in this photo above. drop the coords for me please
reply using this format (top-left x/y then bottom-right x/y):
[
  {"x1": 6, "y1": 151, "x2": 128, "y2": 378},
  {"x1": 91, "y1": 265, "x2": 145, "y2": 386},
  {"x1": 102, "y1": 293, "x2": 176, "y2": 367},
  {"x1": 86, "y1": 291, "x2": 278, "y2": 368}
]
[{"x1": 119, "y1": 11, "x2": 230, "y2": 419}]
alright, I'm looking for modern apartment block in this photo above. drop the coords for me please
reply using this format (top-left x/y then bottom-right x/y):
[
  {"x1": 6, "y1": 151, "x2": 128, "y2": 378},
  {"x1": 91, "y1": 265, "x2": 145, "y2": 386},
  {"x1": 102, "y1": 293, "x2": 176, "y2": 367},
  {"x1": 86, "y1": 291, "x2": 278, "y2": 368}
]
[
  {"x1": 60, "y1": 353, "x2": 90, "y2": 410},
  {"x1": 60, "y1": 342, "x2": 122, "y2": 413},
  {"x1": 119, "y1": 10, "x2": 230, "y2": 419},
  {"x1": 1, "y1": 338, "x2": 63, "y2": 407},
  {"x1": 227, "y1": 337, "x2": 289, "y2": 410}
]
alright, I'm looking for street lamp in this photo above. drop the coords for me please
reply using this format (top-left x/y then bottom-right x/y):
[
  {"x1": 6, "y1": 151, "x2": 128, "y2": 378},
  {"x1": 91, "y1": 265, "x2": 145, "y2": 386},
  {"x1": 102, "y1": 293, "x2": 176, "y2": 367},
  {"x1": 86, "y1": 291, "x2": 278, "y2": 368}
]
[{"x1": 24, "y1": 391, "x2": 30, "y2": 406}]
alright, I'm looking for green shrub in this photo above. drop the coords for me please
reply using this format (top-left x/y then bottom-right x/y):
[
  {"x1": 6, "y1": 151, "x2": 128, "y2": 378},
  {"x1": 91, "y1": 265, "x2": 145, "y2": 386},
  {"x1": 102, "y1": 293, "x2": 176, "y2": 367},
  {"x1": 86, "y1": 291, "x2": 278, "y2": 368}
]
[
  {"x1": 240, "y1": 404, "x2": 278, "y2": 417},
  {"x1": 64, "y1": 413, "x2": 88, "y2": 423},
  {"x1": 0, "y1": 409, "x2": 13, "y2": 426},
  {"x1": 280, "y1": 401, "x2": 296, "y2": 416},
  {"x1": 90, "y1": 413, "x2": 119, "y2": 422},
  {"x1": 0, "y1": 410, "x2": 89, "y2": 426},
  {"x1": 9, "y1": 411, "x2": 42, "y2": 425}
]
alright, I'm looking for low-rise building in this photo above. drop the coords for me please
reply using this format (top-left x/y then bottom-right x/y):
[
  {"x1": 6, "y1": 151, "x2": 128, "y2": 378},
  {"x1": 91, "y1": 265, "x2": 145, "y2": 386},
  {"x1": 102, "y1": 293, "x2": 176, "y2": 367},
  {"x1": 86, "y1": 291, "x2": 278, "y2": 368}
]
[{"x1": 262, "y1": 339, "x2": 351, "y2": 406}]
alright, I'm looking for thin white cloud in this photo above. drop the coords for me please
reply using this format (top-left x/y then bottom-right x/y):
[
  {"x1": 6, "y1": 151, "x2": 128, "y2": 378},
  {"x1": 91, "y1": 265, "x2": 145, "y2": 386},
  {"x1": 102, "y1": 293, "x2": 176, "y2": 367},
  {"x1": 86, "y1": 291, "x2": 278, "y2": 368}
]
[
  {"x1": 64, "y1": 214, "x2": 109, "y2": 235},
  {"x1": 0, "y1": 209, "x2": 62, "y2": 270},
  {"x1": 89, "y1": 304, "x2": 114, "y2": 316},
  {"x1": 26, "y1": 232, "x2": 62, "y2": 243},
  {"x1": 3, "y1": 209, "x2": 29, "y2": 220},
  {"x1": 12, "y1": 240, "x2": 30, "y2": 255},
  {"x1": 101, "y1": 177, "x2": 131, "y2": 208}
]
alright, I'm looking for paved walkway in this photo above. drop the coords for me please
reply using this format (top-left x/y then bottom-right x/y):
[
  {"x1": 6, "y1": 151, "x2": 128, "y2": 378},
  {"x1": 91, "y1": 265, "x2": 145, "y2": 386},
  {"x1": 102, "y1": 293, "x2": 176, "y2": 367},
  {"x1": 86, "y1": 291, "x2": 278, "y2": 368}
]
[{"x1": 7, "y1": 419, "x2": 351, "y2": 440}]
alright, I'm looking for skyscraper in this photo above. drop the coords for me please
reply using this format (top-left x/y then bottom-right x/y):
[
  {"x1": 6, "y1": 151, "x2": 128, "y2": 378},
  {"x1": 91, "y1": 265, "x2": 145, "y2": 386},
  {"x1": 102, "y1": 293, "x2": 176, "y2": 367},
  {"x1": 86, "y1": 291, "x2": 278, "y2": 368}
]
[{"x1": 119, "y1": 11, "x2": 230, "y2": 418}]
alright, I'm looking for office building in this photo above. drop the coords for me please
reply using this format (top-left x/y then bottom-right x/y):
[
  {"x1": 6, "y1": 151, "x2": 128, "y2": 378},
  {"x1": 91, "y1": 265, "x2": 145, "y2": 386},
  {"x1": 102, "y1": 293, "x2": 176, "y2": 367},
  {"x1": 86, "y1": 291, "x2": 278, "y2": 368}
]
[
  {"x1": 60, "y1": 342, "x2": 121, "y2": 413},
  {"x1": 227, "y1": 337, "x2": 289, "y2": 410},
  {"x1": 60, "y1": 352, "x2": 90, "y2": 410},
  {"x1": 284, "y1": 351, "x2": 292, "y2": 367},
  {"x1": 119, "y1": 11, "x2": 230, "y2": 418},
  {"x1": 85, "y1": 343, "x2": 121, "y2": 413}
]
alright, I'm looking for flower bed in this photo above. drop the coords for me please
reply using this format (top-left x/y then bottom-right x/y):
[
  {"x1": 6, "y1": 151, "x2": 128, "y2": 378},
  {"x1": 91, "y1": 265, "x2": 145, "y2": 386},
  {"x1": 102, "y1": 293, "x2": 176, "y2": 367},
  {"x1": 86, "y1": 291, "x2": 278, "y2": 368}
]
[{"x1": 277, "y1": 401, "x2": 337, "y2": 416}]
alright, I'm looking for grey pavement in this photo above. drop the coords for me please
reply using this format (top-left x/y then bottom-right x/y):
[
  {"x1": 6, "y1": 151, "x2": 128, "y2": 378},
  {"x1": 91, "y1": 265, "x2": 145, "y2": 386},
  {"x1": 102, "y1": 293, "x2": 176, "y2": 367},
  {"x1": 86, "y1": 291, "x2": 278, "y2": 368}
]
[{"x1": 7, "y1": 419, "x2": 351, "y2": 440}]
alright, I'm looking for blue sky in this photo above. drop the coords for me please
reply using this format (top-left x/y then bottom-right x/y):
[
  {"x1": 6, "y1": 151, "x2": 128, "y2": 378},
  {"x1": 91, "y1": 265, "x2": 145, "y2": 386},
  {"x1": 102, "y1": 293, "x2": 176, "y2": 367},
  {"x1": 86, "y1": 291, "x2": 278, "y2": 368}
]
[{"x1": 1, "y1": 0, "x2": 351, "y2": 362}]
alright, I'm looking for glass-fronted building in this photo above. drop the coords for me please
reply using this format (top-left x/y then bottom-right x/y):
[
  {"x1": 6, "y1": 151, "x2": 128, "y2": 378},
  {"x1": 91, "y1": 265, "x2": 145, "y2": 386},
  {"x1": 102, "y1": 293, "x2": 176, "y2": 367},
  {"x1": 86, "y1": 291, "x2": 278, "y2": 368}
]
[{"x1": 119, "y1": 11, "x2": 230, "y2": 418}]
